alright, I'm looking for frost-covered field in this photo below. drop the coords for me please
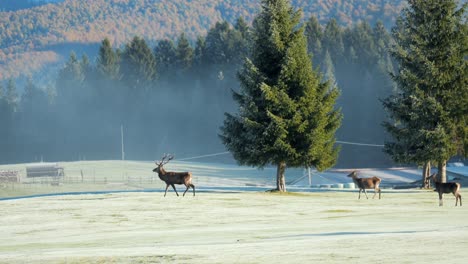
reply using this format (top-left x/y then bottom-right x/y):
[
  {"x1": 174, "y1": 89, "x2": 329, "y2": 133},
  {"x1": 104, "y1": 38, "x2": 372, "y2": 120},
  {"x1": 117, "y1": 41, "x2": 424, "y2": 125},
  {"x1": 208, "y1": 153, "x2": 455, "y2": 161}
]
[
  {"x1": 1, "y1": 189, "x2": 467, "y2": 264},
  {"x1": 1, "y1": 161, "x2": 466, "y2": 263}
]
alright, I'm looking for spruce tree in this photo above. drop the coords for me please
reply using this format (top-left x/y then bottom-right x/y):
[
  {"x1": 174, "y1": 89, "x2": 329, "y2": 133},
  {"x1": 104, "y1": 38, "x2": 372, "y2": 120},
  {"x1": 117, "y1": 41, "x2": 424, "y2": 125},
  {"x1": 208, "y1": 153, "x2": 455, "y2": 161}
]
[
  {"x1": 5, "y1": 78, "x2": 18, "y2": 113},
  {"x1": 305, "y1": 15, "x2": 323, "y2": 65},
  {"x1": 220, "y1": 0, "x2": 342, "y2": 192},
  {"x1": 0, "y1": 82, "x2": 7, "y2": 123},
  {"x1": 96, "y1": 38, "x2": 120, "y2": 80},
  {"x1": 323, "y1": 19, "x2": 344, "y2": 60},
  {"x1": 56, "y1": 52, "x2": 85, "y2": 100},
  {"x1": 154, "y1": 39, "x2": 177, "y2": 80},
  {"x1": 175, "y1": 33, "x2": 194, "y2": 74},
  {"x1": 120, "y1": 36, "x2": 157, "y2": 90},
  {"x1": 383, "y1": 0, "x2": 467, "y2": 182},
  {"x1": 193, "y1": 36, "x2": 207, "y2": 76}
]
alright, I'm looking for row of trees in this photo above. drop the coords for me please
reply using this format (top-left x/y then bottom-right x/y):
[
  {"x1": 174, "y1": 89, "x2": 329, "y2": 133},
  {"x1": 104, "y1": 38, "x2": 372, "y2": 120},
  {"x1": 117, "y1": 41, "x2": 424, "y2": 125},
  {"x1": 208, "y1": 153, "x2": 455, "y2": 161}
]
[
  {"x1": 7, "y1": 0, "x2": 466, "y2": 190},
  {"x1": 222, "y1": 0, "x2": 466, "y2": 190},
  {"x1": 383, "y1": 0, "x2": 467, "y2": 186},
  {"x1": 0, "y1": 13, "x2": 397, "y2": 167}
]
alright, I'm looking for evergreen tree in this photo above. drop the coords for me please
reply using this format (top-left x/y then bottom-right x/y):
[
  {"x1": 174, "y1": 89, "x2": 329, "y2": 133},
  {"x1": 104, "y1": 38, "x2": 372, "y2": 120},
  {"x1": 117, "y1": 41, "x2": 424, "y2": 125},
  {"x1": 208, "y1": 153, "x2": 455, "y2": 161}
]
[
  {"x1": 19, "y1": 77, "x2": 50, "y2": 159},
  {"x1": 234, "y1": 17, "x2": 251, "y2": 61},
  {"x1": 56, "y1": 52, "x2": 86, "y2": 102},
  {"x1": 175, "y1": 33, "x2": 194, "y2": 74},
  {"x1": 96, "y1": 38, "x2": 120, "y2": 80},
  {"x1": 0, "y1": 82, "x2": 7, "y2": 123},
  {"x1": 322, "y1": 19, "x2": 344, "y2": 60},
  {"x1": 192, "y1": 36, "x2": 207, "y2": 77},
  {"x1": 0, "y1": 82, "x2": 11, "y2": 162},
  {"x1": 349, "y1": 22, "x2": 376, "y2": 67},
  {"x1": 322, "y1": 50, "x2": 336, "y2": 86},
  {"x1": 154, "y1": 39, "x2": 177, "y2": 80},
  {"x1": 193, "y1": 36, "x2": 206, "y2": 65},
  {"x1": 5, "y1": 78, "x2": 18, "y2": 113},
  {"x1": 383, "y1": 0, "x2": 467, "y2": 182},
  {"x1": 21, "y1": 77, "x2": 44, "y2": 113},
  {"x1": 204, "y1": 21, "x2": 233, "y2": 66},
  {"x1": 220, "y1": 0, "x2": 342, "y2": 192},
  {"x1": 305, "y1": 15, "x2": 323, "y2": 65},
  {"x1": 120, "y1": 36, "x2": 157, "y2": 90}
]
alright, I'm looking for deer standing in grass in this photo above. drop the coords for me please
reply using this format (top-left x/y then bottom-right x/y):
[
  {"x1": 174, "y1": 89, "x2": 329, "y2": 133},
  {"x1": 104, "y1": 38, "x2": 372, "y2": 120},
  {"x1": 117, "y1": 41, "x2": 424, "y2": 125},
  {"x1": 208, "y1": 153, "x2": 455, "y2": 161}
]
[
  {"x1": 429, "y1": 173, "x2": 462, "y2": 206},
  {"x1": 153, "y1": 154, "x2": 195, "y2": 197},
  {"x1": 347, "y1": 171, "x2": 381, "y2": 199}
]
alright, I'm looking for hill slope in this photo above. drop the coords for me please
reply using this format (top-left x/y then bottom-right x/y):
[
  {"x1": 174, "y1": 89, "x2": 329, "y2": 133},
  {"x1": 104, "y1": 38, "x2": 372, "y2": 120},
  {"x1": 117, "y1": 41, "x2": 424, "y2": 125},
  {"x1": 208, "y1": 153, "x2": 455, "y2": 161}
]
[{"x1": 0, "y1": 0, "x2": 407, "y2": 80}]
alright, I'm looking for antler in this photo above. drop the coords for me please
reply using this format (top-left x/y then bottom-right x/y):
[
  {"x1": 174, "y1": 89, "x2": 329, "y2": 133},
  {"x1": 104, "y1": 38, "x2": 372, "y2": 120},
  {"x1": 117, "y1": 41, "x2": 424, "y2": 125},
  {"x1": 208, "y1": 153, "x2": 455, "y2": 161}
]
[{"x1": 156, "y1": 153, "x2": 174, "y2": 166}]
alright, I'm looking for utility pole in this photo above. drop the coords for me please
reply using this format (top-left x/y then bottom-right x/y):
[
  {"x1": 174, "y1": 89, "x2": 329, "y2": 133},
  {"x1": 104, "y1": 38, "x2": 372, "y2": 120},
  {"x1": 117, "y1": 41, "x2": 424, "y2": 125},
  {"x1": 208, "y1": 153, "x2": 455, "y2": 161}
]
[{"x1": 121, "y1": 125, "x2": 125, "y2": 160}]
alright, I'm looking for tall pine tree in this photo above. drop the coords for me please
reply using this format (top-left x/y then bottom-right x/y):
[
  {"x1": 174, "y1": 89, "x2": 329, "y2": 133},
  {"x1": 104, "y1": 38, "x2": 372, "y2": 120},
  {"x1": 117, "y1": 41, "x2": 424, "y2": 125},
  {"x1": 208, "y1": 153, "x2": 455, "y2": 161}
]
[
  {"x1": 383, "y1": 0, "x2": 467, "y2": 182},
  {"x1": 120, "y1": 36, "x2": 157, "y2": 90},
  {"x1": 220, "y1": 0, "x2": 342, "y2": 192},
  {"x1": 96, "y1": 38, "x2": 120, "y2": 80}
]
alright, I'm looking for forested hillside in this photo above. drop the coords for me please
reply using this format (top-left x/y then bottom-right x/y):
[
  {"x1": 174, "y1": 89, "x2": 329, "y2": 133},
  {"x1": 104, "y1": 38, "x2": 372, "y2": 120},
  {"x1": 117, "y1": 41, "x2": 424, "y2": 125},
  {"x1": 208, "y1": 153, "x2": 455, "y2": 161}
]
[
  {"x1": 1, "y1": 16, "x2": 396, "y2": 167},
  {"x1": 0, "y1": 0, "x2": 406, "y2": 80}
]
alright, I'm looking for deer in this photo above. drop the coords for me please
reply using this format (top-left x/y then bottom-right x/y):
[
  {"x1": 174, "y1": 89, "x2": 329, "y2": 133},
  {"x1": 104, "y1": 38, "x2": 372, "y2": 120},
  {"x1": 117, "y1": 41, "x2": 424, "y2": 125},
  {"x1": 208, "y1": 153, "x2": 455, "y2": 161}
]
[
  {"x1": 429, "y1": 173, "x2": 462, "y2": 206},
  {"x1": 152, "y1": 154, "x2": 195, "y2": 197},
  {"x1": 347, "y1": 170, "x2": 381, "y2": 199}
]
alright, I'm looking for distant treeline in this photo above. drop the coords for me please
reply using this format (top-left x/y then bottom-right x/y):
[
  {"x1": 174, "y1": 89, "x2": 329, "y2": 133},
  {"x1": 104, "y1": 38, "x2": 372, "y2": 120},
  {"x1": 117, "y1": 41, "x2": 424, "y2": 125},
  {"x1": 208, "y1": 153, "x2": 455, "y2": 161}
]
[
  {"x1": 0, "y1": 16, "x2": 396, "y2": 167},
  {"x1": 0, "y1": 0, "x2": 406, "y2": 80}
]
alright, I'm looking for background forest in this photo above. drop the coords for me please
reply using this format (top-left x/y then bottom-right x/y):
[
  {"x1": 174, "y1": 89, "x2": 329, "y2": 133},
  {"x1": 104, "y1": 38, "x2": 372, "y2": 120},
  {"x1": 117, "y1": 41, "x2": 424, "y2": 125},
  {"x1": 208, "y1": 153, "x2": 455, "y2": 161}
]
[
  {"x1": 0, "y1": 0, "x2": 406, "y2": 80},
  {"x1": 0, "y1": 14, "x2": 396, "y2": 167}
]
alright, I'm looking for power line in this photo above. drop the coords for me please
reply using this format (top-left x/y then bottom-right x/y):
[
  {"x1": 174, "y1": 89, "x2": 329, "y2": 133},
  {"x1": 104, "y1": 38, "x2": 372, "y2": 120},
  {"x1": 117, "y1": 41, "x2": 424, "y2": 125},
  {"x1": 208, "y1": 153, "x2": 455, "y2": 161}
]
[
  {"x1": 178, "y1": 152, "x2": 230, "y2": 161},
  {"x1": 177, "y1": 140, "x2": 384, "y2": 161},
  {"x1": 336, "y1": 140, "x2": 384, "y2": 147}
]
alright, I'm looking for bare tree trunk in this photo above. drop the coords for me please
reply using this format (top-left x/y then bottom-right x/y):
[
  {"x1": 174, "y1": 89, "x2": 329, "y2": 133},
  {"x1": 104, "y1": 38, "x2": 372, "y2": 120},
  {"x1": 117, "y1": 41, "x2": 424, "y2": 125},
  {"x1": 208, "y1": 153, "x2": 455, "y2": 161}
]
[
  {"x1": 437, "y1": 160, "x2": 447, "y2": 183},
  {"x1": 276, "y1": 162, "x2": 286, "y2": 192},
  {"x1": 422, "y1": 161, "x2": 431, "y2": 189}
]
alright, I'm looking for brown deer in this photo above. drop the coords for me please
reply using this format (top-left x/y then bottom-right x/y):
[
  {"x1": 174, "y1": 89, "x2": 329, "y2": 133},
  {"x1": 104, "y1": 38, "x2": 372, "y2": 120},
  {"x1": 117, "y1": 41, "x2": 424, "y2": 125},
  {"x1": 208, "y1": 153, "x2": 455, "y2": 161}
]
[
  {"x1": 347, "y1": 171, "x2": 381, "y2": 199},
  {"x1": 429, "y1": 173, "x2": 462, "y2": 206},
  {"x1": 152, "y1": 154, "x2": 195, "y2": 197}
]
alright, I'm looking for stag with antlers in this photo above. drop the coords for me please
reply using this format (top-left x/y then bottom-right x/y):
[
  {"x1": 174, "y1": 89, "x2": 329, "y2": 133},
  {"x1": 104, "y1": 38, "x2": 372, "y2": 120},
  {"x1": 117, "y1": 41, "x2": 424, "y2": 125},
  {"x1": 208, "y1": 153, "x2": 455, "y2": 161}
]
[
  {"x1": 347, "y1": 171, "x2": 381, "y2": 199},
  {"x1": 153, "y1": 154, "x2": 195, "y2": 197}
]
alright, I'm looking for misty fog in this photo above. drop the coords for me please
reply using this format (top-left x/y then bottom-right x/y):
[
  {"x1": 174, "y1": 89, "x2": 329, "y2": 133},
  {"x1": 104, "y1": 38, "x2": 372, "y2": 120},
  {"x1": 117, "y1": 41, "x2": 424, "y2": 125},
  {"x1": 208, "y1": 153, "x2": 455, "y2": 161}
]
[{"x1": 0, "y1": 18, "x2": 396, "y2": 168}]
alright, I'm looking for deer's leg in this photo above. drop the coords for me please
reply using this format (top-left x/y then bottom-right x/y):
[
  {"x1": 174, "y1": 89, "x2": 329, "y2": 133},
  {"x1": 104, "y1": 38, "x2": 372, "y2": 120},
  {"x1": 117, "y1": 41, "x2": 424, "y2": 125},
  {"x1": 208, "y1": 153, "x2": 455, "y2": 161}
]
[
  {"x1": 171, "y1": 184, "x2": 179, "y2": 196},
  {"x1": 183, "y1": 185, "x2": 190, "y2": 196},
  {"x1": 439, "y1": 192, "x2": 443, "y2": 206},
  {"x1": 363, "y1": 189, "x2": 369, "y2": 199},
  {"x1": 358, "y1": 189, "x2": 362, "y2": 199},
  {"x1": 164, "y1": 184, "x2": 170, "y2": 197},
  {"x1": 373, "y1": 188, "x2": 381, "y2": 199},
  {"x1": 455, "y1": 192, "x2": 462, "y2": 206},
  {"x1": 183, "y1": 184, "x2": 195, "y2": 197}
]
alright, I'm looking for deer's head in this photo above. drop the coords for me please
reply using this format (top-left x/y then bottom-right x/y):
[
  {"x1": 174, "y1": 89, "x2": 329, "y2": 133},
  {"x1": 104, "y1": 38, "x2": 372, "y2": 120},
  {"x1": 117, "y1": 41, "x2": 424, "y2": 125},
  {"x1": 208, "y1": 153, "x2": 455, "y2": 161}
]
[
  {"x1": 153, "y1": 154, "x2": 174, "y2": 173},
  {"x1": 429, "y1": 173, "x2": 438, "y2": 183},
  {"x1": 347, "y1": 171, "x2": 358, "y2": 178}
]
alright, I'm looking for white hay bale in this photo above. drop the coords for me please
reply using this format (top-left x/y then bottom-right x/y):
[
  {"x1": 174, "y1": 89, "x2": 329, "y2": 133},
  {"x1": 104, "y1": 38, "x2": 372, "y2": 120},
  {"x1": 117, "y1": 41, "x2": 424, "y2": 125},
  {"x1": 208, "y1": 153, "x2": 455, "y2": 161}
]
[{"x1": 344, "y1": 183, "x2": 355, "y2": 189}]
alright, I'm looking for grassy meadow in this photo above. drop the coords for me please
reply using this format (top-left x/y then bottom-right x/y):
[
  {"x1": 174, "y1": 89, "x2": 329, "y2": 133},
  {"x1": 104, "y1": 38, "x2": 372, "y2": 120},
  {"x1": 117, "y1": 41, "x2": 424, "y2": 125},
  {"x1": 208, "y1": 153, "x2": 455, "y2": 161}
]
[{"x1": 1, "y1": 161, "x2": 467, "y2": 263}]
